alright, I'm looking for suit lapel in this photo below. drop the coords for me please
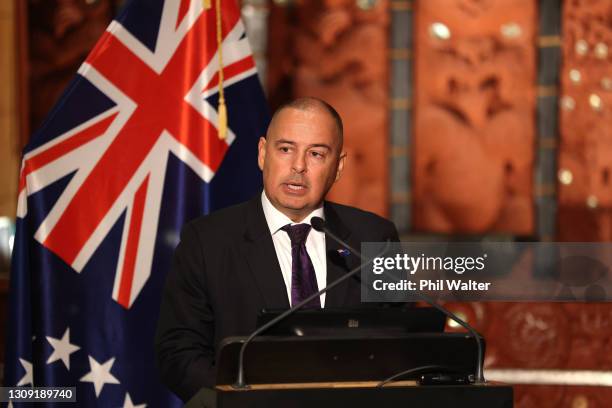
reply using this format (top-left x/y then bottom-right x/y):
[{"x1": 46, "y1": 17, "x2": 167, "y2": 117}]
[
  {"x1": 323, "y1": 202, "x2": 359, "y2": 308},
  {"x1": 241, "y1": 196, "x2": 290, "y2": 309}
]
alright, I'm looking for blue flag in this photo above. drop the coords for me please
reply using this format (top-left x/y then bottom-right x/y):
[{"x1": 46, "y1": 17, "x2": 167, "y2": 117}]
[{"x1": 4, "y1": 0, "x2": 268, "y2": 406}]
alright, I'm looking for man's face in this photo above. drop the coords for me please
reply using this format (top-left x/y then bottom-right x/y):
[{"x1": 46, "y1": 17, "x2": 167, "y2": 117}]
[{"x1": 258, "y1": 107, "x2": 345, "y2": 222}]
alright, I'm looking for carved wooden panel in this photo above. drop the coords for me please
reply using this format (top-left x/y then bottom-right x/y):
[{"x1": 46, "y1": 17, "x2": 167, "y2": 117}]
[
  {"x1": 558, "y1": 0, "x2": 612, "y2": 240},
  {"x1": 445, "y1": 301, "x2": 612, "y2": 408},
  {"x1": 413, "y1": 0, "x2": 536, "y2": 234},
  {"x1": 514, "y1": 384, "x2": 612, "y2": 408},
  {"x1": 553, "y1": 3, "x2": 612, "y2": 406},
  {"x1": 267, "y1": 0, "x2": 390, "y2": 217},
  {"x1": 28, "y1": 0, "x2": 118, "y2": 133}
]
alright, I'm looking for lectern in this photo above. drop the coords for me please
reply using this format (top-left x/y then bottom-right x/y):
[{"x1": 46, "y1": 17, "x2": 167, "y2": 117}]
[{"x1": 185, "y1": 334, "x2": 513, "y2": 408}]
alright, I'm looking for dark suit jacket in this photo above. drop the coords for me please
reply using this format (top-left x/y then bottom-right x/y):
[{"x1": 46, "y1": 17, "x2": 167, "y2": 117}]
[{"x1": 155, "y1": 194, "x2": 399, "y2": 402}]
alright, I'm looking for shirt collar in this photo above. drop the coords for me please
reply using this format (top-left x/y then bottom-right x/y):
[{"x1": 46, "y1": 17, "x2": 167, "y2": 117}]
[{"x1": 261, "y1": 191, "x2": 325, "y2": 235}]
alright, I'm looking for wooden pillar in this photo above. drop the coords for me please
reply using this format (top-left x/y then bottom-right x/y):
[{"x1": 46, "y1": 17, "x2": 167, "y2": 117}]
[
  {"x1": 0, "y1": 0, "x2": 21, "y2": 219},
  {"x1": 389, "y1": 0, "x2": 413, "y2": 233}
]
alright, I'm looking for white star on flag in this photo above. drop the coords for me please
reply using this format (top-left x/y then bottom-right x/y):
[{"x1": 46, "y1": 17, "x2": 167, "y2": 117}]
[
  {"x1": 46, "y1": 328, "x2": 80, "y2": 370},
  {"x1": 122, "y1": 392, "x2": 147, "y2": 408},
  {"x1": 80, "y1": 356, "x2": 120, "y2": 397},
  {"x1": 16, "y1": 358, "x2": 33, "y2": 386}
]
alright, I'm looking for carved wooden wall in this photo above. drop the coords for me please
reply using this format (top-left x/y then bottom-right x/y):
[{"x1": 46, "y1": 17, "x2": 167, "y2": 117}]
[
  {"x1": 408, "y1": 1, "x2": 612, "y2": 406},
  {"x1": 412, "y1": 0, "x2": 536, "y2": 235},
  {"x1": 13, "y1": 1, "x2": 612, "y2": 406},
  {"x1": 267, "y1": 0, "x2": 390, "y2": 217}
]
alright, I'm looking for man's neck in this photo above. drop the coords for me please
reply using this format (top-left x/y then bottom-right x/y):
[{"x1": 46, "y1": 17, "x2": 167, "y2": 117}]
[{"x1": 285, "y1": 210, "x2": 309, "y2": 223}]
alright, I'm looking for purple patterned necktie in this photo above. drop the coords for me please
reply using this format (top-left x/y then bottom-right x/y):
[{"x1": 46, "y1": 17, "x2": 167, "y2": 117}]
[{"x1": 281, "y1": 224, "x2": 321, "y2": 309}]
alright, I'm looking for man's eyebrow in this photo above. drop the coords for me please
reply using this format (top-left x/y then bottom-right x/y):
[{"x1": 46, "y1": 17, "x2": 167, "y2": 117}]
[
  {"x1": 308, "y1": 143, "x2": 332, "y2": 150},
  {"x1": 274, "y1": 139, "x2": 296, "y2": 145},
  {"x1": 274, "y1": 139, "x2": 332, "y2": 150}
]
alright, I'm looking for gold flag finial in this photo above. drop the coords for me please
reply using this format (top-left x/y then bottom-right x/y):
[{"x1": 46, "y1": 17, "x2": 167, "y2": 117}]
[
  {"x1": 215, "y1": 0, "x2": 227, "y2": 139},
  {"x1": 203, "y1": 0, "x2": 211, "y2": 10}
]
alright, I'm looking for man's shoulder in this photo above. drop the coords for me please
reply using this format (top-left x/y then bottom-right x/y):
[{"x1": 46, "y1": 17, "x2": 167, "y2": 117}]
[{"x1": 183, "y1": 198, "x2": 254, "y2": 239}]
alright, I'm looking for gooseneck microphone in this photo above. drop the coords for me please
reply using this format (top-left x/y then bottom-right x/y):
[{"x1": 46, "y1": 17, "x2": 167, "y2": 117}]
[
  {"x1": 232, "y1": 220, "x2": 389, "y2": 389},
  {"x1": 311, "y1": 216, "x2": 486, "y2": 385},
  {"x1": 311, "y1": 217, "x2": 362, "y2": 259}
]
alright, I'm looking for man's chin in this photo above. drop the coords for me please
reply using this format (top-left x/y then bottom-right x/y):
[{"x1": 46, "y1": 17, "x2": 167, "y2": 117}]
[
  {"x1": 278, "y1": 198, "x2": 309, "y2": 212},
  {"x1": 276, "y1": 197, "x2": 318, "y2": 218}
]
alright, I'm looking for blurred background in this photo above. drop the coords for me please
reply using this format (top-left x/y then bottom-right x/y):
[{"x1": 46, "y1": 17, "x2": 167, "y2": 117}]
[{"x1": 1, "y1": 0, "x2": 611, "y2": 406}]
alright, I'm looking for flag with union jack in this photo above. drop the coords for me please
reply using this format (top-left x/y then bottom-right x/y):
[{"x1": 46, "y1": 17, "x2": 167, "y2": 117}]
[{"x1": 4, "y1": 0, "x2": 268, "y2": 406}]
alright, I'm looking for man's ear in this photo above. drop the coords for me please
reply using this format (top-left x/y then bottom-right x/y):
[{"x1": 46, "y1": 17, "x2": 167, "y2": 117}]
[
  {"x1": 257, "y1": 137, "x2": 266, "y2": 171},
  {"x1": 334, "y1": 151, "x2": 347, "y2": 182}
]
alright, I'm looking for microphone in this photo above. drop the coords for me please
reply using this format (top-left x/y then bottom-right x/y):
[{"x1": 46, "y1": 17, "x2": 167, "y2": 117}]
[
  {"x1": 311, "y1": 216, "x2": 362, "y2": 258},
  {"x1": 312, "y1": 216, "x2": 486, "y2": 385},
  {"x1": 232, "y1": 225, "x2": 391, "y2": 389}
]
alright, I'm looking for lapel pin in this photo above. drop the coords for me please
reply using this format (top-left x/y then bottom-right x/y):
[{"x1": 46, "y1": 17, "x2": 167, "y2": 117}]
[{"x1": 337, "y1": 248, "x2": 351, "y2": 257}]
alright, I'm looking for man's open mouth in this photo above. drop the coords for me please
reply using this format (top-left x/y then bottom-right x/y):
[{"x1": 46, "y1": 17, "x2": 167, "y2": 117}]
[{"x1": 283, "y1": 182, "x2": 308, "y2": 192}]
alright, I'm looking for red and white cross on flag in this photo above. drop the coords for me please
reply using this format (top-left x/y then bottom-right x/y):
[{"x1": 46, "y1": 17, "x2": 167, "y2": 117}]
[{"x1": 16, "y1": 0, "x2": 258, "y2": 309}]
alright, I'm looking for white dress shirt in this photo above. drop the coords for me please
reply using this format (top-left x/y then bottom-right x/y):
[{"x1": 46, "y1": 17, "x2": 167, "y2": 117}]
[{"x1": 261, "y1": 191, "x2": 327, "y2": 307}]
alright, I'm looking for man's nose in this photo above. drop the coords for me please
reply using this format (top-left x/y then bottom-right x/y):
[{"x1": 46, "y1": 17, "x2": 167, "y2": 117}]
[{"x1": 292, "y1": 152, "x2": 307, "y2": 173}]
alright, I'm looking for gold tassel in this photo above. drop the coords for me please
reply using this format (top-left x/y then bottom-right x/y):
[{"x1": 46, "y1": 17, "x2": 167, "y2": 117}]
[
  {"x1": 215, "y1": 0, "x2": 227, "y2": 139},
  {"x1": 218, "y1": 97, "x2": 227, "y2": 140},
  {"x1": 202, "y1": 0, "x2": 211, "y2": 9}
]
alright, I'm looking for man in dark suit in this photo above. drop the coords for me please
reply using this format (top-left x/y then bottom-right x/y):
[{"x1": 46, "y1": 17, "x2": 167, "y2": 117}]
[{"x1": 155, "y1": 97, "x2": 399, "y2": 402}]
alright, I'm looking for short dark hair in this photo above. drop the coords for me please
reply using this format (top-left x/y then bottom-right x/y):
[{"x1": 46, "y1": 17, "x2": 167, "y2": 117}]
[{"x1": 269, "y1": 97, "x2": 344, "y2": 149}]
